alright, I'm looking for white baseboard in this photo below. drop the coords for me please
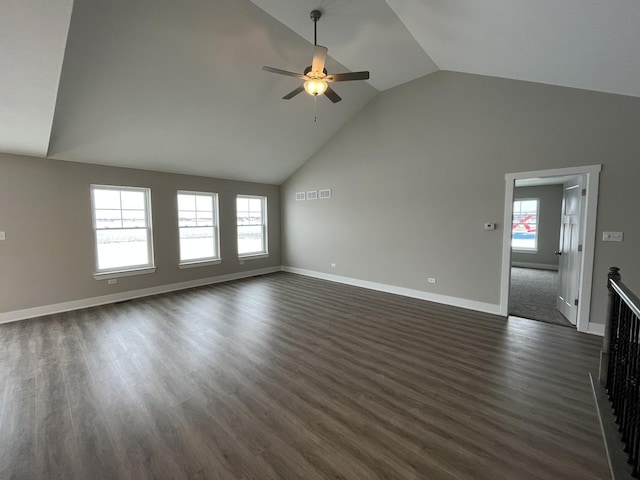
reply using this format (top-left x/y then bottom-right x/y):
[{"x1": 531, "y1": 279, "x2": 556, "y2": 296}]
[
  {"x1": 282, "y1": 266, "x2": 502, "y2": 316},
  {"x1": 511, "y1": 262, "x2": 559, "y2": 271},
  {"x1": 587, "y1": 323, "x2": 605, "y2": 337},
  {"x1": 3, "y1": 264, "x2": 599, "y2": 335},
  {"x1": 0, "y1": 266, "x2": 282, "y2": 324}
]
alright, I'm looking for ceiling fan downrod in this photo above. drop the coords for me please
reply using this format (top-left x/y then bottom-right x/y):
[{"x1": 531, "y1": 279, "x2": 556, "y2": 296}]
[{"x1": 310, "y1": 10, "x2": 321, "y2": 46}]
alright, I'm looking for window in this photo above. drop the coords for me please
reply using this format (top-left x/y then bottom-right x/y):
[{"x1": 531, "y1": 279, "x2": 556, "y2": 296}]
[
  {"x1": 177, "y1": 191, "x2": 220, "y2": 266},
  {"x1": 91, "y1": 185, "x2": 154, "y2": 276},
  {"x1": 512, "y1": 199, "x2": 539, "y2": 251},
  {"x1": 236, "y1": 195, "x2": 268, "y2": 257}
]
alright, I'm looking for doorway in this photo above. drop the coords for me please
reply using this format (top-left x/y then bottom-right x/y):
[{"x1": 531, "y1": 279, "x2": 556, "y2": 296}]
[
  {"x1": 508, "y1": 177, "x2": 585, "y2": 327},
  {"x1": 499, "y1": 165, "x2": 601, "y2": 334}
]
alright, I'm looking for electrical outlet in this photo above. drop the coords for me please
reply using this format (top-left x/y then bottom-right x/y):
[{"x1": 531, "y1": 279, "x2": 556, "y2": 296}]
[
  {"x1": 0, "y1": 231, "x2": 5, "y2": 241},
  {"x1": 331, "y1": 263, "x2": 336, "y2": 268},
  {"x1": 107, "y1": 279, "x2": 117, "y2": 285},
  {"x1": 428, "y1": 277, "x2": 436, "y2": 284}
]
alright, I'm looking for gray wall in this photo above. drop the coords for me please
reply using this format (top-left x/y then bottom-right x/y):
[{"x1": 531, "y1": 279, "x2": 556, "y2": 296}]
[
  {"x1": 282, "y1": 71, "x2": 640, "y2": 326},
  {"x1": 511, "y1": 184, "x2": 563, "y2": 269},
  {"x1": 0, "y1": 153, "x2": 280, "y2": 314}
]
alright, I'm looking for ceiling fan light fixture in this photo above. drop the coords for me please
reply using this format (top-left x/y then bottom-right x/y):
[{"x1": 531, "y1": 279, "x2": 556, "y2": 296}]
[{"x1": 304, "y1": 78, "x2": 328, "y2": 96}]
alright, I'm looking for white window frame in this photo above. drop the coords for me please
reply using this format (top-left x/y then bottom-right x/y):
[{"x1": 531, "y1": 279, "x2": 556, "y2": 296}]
[
  {"x1": 177, "y1": 190, "x2": 221, "y2": 268},
  {"x1": 91, "y1": 185, "x2": 155, "y2": 279},
  {"x1": 236, "y1": 194, "x2": 268, "y2": 260},
  {"x1": 511, "y1": 198, "x2": 539, "y2": 253}
]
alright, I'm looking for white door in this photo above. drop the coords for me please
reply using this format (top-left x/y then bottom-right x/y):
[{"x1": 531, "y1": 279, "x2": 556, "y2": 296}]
[{"x1": 556, "y1": 178, "x2": 584, "y2": 324}]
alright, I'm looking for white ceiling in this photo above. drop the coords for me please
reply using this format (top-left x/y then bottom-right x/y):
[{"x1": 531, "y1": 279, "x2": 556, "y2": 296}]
[
  {"x1": 1, "y1": 0, "x2": 640, "y2": 183},
  {"x1": 386, "y1": 0, "x2": 640, "y2": 97},
  {"x1": 46, "y1": 0, "x2": 378, "y2": 184},
  {"x1": 0, "y1": 0, "x2": 73, "y2": 157}
]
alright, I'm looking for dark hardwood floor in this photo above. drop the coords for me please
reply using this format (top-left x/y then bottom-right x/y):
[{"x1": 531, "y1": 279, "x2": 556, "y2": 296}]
[{"x1": 0, "y1": 272, "x2": 608, "y2": 479}]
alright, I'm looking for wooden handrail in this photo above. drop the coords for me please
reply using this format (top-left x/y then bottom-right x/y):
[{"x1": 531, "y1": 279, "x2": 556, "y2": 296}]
[{"x1": 610, "y1": 279, "x2": 640, "y2": 320}]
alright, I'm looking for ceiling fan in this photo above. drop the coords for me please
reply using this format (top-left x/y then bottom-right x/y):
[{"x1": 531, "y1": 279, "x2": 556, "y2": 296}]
[{"x1": 262, "y1": 10, "x2": 370, "y2": 103}]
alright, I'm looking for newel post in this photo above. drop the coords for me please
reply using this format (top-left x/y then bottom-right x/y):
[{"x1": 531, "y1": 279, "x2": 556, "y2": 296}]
[{"x1": 599, "y1": 266, "x2": 621, "y2": 385}]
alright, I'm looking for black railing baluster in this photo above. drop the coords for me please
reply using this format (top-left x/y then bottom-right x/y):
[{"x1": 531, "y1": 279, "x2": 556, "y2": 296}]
[
  {"x1": 624, "y1": 307, "x2": 633, "y2": 434},
  {"x1": 610, "y1": 299, "x2": 621, "y2": 401},
  {"x1": 608, "y1": 298, "x2": 622, "y2": 399},
  {"x1": 634, "y1": 385, "x2": 640, "y2": 477},
  {"x1": 604, "y1": 267, "x2": 622, "y2": 391},
  {"x1": 623, "y1": 305, "x2": 638, "y2": 448},
  {"x1": 626, "y1": 308, "x2": 639, "y2": 462},
  {"x1": 614, "y1": 304, "x2": 630, "y2": 425}
]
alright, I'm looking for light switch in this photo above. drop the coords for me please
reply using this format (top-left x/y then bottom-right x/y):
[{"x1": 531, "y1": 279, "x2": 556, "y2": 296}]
[
  {"x1": 603, "y1": 231, "x2": 624, "y2": 242},
  {"x1": 0, "y1": 231, "x2": 5, "y2": 241}
]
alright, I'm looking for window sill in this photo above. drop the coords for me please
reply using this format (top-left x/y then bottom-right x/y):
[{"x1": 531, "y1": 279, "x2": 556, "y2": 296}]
[
  {"x1": 179, "y1": 259, "x2": 222, "y2": 269},
  {"x1": 94, "y1": 267, "x2": 156, "y2": 281},
  {"x1": 511, "y1": 249, "x2": 538, "y2": 254},
  {"x1": 238, "y1": 253, "x2": 269, "y2": 261}
]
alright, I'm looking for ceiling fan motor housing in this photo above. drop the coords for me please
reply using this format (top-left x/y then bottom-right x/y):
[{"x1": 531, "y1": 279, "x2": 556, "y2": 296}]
[{"x1": 304, "y1": 66, "x2": 328, "y2": 77}]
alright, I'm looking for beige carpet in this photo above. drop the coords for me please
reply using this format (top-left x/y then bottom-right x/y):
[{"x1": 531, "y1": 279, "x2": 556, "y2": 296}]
[{"x1": 509, "y1": 267, "x2": 573, "y2": 327}]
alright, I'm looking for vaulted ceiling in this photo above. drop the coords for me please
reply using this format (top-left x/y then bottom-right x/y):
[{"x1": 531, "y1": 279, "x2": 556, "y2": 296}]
[{"x1": 2, "y1": 0, "x2": 639, "y2": 184}]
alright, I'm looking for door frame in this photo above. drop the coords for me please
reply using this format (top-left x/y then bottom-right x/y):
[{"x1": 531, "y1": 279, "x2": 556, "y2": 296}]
[{"x1": 499, "y1": 165, "x2": 601, "y2": 334}]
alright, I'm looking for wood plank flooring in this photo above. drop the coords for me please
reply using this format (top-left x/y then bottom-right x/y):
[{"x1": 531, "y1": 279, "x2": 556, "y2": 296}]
[{"x1": 0, "y1": 272, "x2": 608, "y2": 479}]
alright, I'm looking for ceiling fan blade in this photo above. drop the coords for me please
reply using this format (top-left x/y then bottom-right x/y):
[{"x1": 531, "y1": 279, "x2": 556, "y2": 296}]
[
  {"x1": 262, "y1": 66, "x2": 307, "y2": 80},
  {"x1": 324, "y1": 86, "x2": 342, "y2": 103},
  {"x1": 311, "y1": 45, "x2": 328, "y2": 73},
  {"x1": 326, "y1": 71, "x2": 370, "y2": 82},
  {"x1": 282, "y1": 85, "x2": 305, "y2": 100}
]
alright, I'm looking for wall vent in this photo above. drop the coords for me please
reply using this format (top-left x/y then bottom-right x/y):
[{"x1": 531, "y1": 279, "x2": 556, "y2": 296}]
[
  {"x1": 295, "y1": 192, "x2": 306, "y2": 201},
  {"x1": 319, "y1": 189, "x2": 332, "y2": 199},
  {"x1": 306, "y1": 190, "x2": 318, "y2": 200}
]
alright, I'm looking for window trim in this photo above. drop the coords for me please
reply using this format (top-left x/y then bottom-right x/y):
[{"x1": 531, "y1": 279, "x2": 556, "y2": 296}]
[
  {"x1": 94, "y1": 267, "x2": 156, "y2": 281},
  {"x1": 177, "y1": 190, "x2": 221, "y2": 267},
  {"x1": 178, "y1": 259, "x2": 222, "y2": 269},
  {"x1": 90, "y1": 184, "x2": 155, "y2": 278},
  {"x1": 511, "y1": 197, "x2": 539, "y2": 253},
  {"x1": 236, "y1": 194, "x2": 268, "y2": 259}
]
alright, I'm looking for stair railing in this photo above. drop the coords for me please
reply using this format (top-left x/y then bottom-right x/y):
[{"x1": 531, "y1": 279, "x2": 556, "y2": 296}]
[{"x1": 600, "y1": 267, "x2": 640, "y2": 477}]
